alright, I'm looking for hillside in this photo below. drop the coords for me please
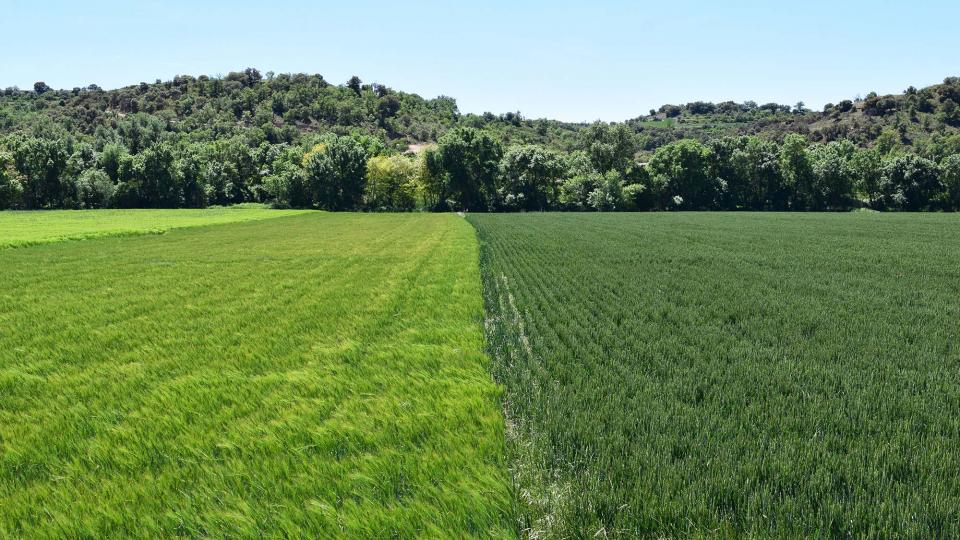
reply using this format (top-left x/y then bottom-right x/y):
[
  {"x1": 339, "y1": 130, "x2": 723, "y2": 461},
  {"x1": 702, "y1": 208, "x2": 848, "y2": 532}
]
[
  {"x1": 5, "y1": 70, "x2": 960, "y2": 155},
  {"x1": 628, "y1": 77, "x2": 960, "y2": 158},
  {"x1": 0, "y1": 69, "x2": 582, "y2": 151},
  {"x1": 1, "y1": 70, "x2": 959, "y2": 212}
]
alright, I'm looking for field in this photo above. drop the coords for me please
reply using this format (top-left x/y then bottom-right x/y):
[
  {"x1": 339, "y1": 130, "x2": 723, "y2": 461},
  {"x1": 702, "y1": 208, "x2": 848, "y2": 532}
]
[
  {"x1": 0, "y1": 213, "x2": 511, "y2": 537},
  {"x1": 469, "y1": 212, "x2": 960, "y2": 538},
  {"x1": 0, "y1": 205, "x2": 311, "y2": 248},
  {"x1": 5, "y1": 209, "x2": 960, "y2": 538}
]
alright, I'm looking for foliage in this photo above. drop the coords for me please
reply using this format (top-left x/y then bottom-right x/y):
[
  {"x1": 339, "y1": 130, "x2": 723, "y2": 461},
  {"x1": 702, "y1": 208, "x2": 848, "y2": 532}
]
[
  {"x1": 364, "y1": 154, "x2": 418, "y2": 211},
  {"x1": 942, "y1": 154, "x2": 960, "y2": 209},
  {"x1": 498, "y1": 144, "x2": 567, "y2": 211},
  {"x1": 2, "y1": 71, "x2": 960, "y2": 211},
  {"x1": 648, "y1": 139, "x2": 719, "y2": 209},
  {"x1": 302, "y1": 134, "x2": 368, "y2": 210},
  {"x1": 879, "y1": 154, "x2": 943, "y2": 210},
  {"x1": 436, "y1": 127, "x2": 503, "y2": 211}
]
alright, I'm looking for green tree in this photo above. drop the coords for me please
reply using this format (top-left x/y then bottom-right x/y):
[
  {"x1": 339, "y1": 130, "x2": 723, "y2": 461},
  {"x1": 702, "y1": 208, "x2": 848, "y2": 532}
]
[
  {"x1": 99, "y1": 143, "x2": 129, "y2": 183},
  {"x1": 879, "y1": 154, "x2": 943, "y2": 210},
  {"x1": 136, "y1": 143, "x2": 181, "y2": 207},
  {"x1": 416, "y1": 147, "x2": 448, "y2": 210},
  {"x1": 9, "y1": 135, "x2": 71, "y2": 208},
  {"x1": 303, "y1": 135, "x2": 368, "y2": 210},
  {"x1": 648, "y1": 139, "x2": 719, "y2": 209},
  {"x1": 0, "y1": 150, "x2": 24, "y2": 209},
  {"x1": 347, "y1": 76, "x2": 362, "y2": 97},
  {"x1": 436, "y1": 127, "x2": 503, "y2": 211},
  {"x1": 849, "y1": 147, "x2": 883, "y2": 206},
  {"x1": 578, "y1": 122, "x2": 637, "y2": 175},
  {"x1": 559, "y1": 173, "x2": 600, "y2": 210},
  {"x1": 808, "y1": 141, "x2": 855, "y2": 209},
  {"x1": 364, "y1": 155, "x2": 417, "y2": 211},
  {"x1": 74, "y1": 168, "x2": 115, "y2": 208},
  {"x1": 733, "y1": 137, "x2": 785, "y2": 210},
  {"x1": 587, "y1": 171, "x2": 624, "y2": 211},
  {"x1": 940, "y1": 154, "x2": 960, "y2": 210},
  {"x1": 779, "y1": 134, "x2": 814, "y2": 209},
  {"x1": 499, "y1": 144, "x2": 567, "y2": 210}
]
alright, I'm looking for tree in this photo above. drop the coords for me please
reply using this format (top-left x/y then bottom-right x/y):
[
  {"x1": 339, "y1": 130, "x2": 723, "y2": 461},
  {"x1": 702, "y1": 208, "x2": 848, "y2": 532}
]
[
  {"x1": 364, "y1": 155, "x2": 417, "y2": 211},
  {"x1": 808, "y1": 141, "x2": 855, "y2": 209},
  {"x1": 377, "y1": 95, "x2": 401, "y2": 126},
  {"x1": 263, "y1": 144, "x2": 308, "y2": 208},
  {"x1": 659, "y1": 104, "x2": 682, "y2": 117},
  {"x1": 849, "y1": 147, "x2": 883, "y2": 206},
  {"x1": 74, "y1": 169, "x2": 115, "y2": 208},
  {"x1": 879, "y1": 154, "x2": 943, "y2": 210},
  {"x1": 0, "y1": 151, "x2": 24, "y2": 209},
  {"x1": 733, "y1": 137, "x2": 785, "y2": 209},
  {"x1": 9, "y1": 135, "x2": 71, "y2": 208},
  {"x1": 587, "y1": 171, "x2": 623, "y2": 211},
  {"x1": 559, "y1": 173, "x2": 599, "y2": 210},
  {"x1": 940, "y1": 154, "x2": 960, "y2": 210},
  {"x1": 578, "y1": 123, "x2": 638, "y2": 175},
  {"x1": 416, "y1": 146, "x2": 448, "y2": 210},
  {"x1": 707, "y1": 137, "x2": 747, "y2": 209},
  {"x1": 33, "y1": 81, "x2": 52, "y2": 94},
  {"x1": 648, "y1": 139, "x2": 719, "y2": 209},
  {"x1": 303, "y1": 135, "x2": 368, "y2": 210},
  {"x1": 779, "y1": 134, "x2": 814, "y2": 209},
  {"x1": 499, "y1": 144, "x2": 567, "y2": 211},
  {"x1": 99, "y1": 143, "x2": 129, "y2": 183},
  {"x1": 347, "y1": 76, "x2": 362, "y2": 96},
  {"x1": 175, "y1": 147, "x2": 209, "y2": 208},
  {"x1": 874, "y1": 129, "x2": 899, "y2": 156},
  {"x1": 436, "y1": 127, "x2": 503, "y2": 211}
]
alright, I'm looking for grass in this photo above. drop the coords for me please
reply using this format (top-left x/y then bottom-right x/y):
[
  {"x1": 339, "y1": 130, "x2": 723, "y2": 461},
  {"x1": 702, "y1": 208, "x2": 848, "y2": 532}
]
[
  {"x1": 469, "y1": 212, "x2": 960, "y2": 538},
  {"x1": 0, "y1": 212, "x2": 512, "y2": 538},
  {"x1": 0, "y1": 205, "x2": 311, "y2": 248}
]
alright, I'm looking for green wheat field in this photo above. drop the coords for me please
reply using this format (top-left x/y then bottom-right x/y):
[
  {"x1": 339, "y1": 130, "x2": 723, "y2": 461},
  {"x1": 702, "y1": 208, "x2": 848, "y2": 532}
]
[{"x1": 3, "y1": 209, "x2": 960, "y2": 538}]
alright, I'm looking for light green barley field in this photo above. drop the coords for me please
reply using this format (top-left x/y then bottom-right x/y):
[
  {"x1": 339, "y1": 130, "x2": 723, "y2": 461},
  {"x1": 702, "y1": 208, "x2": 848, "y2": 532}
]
[{"x1": 0, "y1": 212, "x2": 512, "y2": 538}]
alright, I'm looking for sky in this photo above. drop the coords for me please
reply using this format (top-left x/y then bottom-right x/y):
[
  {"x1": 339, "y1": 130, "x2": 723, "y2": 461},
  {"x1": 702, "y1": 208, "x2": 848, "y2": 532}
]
[{"x1": 3, "y1": 0, "x2": 959, "y2": 122}]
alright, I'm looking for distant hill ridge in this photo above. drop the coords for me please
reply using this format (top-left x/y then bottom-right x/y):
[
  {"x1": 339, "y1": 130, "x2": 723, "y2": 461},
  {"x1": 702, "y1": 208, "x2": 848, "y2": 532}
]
[{"x1": 3, "y1": 70, "x2": 959, "y2": 153}]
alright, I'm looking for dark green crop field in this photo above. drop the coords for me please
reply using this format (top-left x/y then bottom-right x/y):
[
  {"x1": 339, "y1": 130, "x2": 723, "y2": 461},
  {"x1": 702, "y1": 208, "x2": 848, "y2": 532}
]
[
  {"x1": 470, "y1": 212, "x2": 960, "y2": 538},
  {"x1": 0, "y1": 213, "x2": 511, "y2": 538}
]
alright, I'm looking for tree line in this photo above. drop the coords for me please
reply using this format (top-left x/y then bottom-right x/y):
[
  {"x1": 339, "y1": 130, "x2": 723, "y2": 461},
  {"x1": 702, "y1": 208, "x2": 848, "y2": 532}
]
[
  {"x1": 2, "y1": 70, "x2": 960, "y2": 212},
  {"x1": 2, "y1": 121, "x2": 959, "y2": 212}
]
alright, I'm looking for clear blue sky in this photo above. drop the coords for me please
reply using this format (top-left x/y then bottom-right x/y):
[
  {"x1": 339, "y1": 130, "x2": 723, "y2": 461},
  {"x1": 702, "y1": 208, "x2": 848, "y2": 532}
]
[{"x1": 4, "y1": 0, "x2": 959, "y2": 122}]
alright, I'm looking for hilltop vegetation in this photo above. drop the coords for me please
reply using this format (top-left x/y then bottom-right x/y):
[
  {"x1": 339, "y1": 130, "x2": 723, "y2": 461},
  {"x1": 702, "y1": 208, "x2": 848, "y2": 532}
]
[
  {"x1": 2, "y1": 70, "x2": 960, "y2": 211},
  {"x1": 629, "y1": 78, "x2": 960, "y2": 153}
]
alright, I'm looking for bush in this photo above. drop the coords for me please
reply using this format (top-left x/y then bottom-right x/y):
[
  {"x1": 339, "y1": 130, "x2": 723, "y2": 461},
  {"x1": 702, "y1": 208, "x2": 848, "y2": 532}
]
[
  {"x1": 364, "y1": 155, "x2": 417, "y2": 211},
  {"x1": 74, "y1": 168, "x2": 115, "y2": 208}
]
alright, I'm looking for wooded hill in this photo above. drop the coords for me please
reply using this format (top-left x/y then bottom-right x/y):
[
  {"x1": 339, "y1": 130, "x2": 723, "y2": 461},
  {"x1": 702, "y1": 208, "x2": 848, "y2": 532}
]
[{"x1": 1, "y1": 69, "x2": 959, "y2": 212}]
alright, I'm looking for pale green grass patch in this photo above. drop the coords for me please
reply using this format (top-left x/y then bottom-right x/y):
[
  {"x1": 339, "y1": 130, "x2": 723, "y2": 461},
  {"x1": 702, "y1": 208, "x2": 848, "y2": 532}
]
[
  {"x1": 0, "y1": 213, "x2": 512, "y2": 537},
  {"x1": 0, "y1": 205, "x2": 311, "y2": 248}
]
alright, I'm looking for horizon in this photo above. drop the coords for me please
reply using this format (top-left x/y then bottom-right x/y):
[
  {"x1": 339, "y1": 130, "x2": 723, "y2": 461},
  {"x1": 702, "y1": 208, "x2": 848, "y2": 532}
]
[
  {"x1": 4, "y1": 0, "x2": 960, "y2": 122},
  {"x1": 7, "y1": 66, "x2": 959, "y2": 124}
]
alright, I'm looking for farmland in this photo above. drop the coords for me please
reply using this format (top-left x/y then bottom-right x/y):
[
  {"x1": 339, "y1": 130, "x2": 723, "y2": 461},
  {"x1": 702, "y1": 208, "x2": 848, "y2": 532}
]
[
  {"x1": 4, "y1": 208, "x2": 960, "y2": 538},
  {"x1": 0, "y1": 213, "x2": 511, "y2": 537},
  {"x1": 0, "y1": 205, "x2": 311, "y2": 248},
  {"x1": 470, "y1": 212, "x2": 960, "y2": 538}
]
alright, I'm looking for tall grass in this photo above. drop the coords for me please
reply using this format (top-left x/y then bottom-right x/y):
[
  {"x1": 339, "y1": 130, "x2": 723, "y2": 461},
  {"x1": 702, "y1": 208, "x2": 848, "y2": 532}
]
[
  {"x1": 0, "y1": 206, "x2": 311, "y2": 248},
  {"x1": 470, "y1": 212, "x2": 960, "y2": 538},
  {"x1": 0, "y1": 213, "x2": 512, "y2": 537}
]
